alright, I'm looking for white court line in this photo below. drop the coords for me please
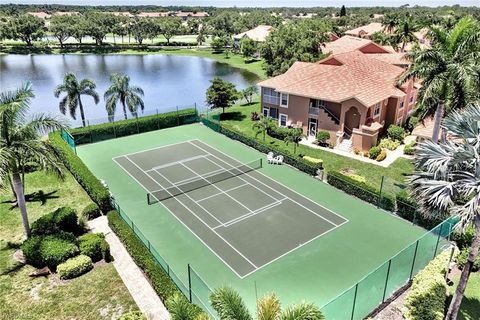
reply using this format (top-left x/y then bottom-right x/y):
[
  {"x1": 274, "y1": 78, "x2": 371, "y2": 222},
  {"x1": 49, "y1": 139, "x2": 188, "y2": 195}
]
[
  {"x1": 112, "y1": 139, "x2": 198, "y2": 161},
  {"x1": 218, "y1": 199, "x2": 285, "y2": 229},
  {"x1": 178, "y1": 162, "x2": 255, "y2": 215},
  {"x1": 196, "y1": 183, "x2": 249, "y2": 203},
  {"x1": 149, "y1": 166, "x2": 226, "y2": 189},
  {"x1": 189, "y1": 140, "x2": 343, "y2": 228},
  {"x1": 146, "y1": 154, "x2": 209, "y2": 172},
  {"x1": 112, "y1": 156, "x2": 255, "y2": 278}
]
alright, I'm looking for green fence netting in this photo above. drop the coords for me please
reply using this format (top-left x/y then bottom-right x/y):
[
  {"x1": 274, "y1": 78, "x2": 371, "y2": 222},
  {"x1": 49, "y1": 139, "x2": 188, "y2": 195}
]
[
  {"x1": 320, "y1": 216, "x2": 457, "y2": 320},
  {"x1": 60, "y1": 128, "x2": 76, "y2": 153}
]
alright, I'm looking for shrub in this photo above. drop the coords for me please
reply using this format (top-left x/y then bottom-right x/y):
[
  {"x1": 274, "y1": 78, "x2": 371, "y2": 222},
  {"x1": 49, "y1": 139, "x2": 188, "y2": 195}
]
[
  {"x1": 79, "y1": 233, "x2": 110, "y2": 262},
  {"x1": 49, "y1": 132, "x2": 112, "y2": 212},
  {"x1": 387, "y1": 124, "x2": 406, "y2": 141},
  {"x1": 21, "y1": 235, "x2": 44, "y2": 267},
  {"x1": 376, "y1": 149, "x2": 387, "y2": 162},
  {"x1": 31, "y1": 207, "x2": 80, "y2": 236},
  {"x1": 326, "y1": 171, "x2": 395, "y2": 211},
  {"x1": 379, "y1": 138, "x2": 400, "y2": 151},
  {"x1": 368, "y1": 146, "x2": 381, "y2": 159},
  {"x1": 82, "y1": 203, "x2": 101, "y2": 219},
  {"x1": 451, "y1": 225, "x2": 475, "y2": 250},
  {"x1": 404, "y1": 141, "x2": 416, "y2": 155},
  {"x1": 119, "y1": 311, "x2": 146, "y2": 320},
  {"x1": 267, "y1": 123, "x2": 290, "y2": 140},
  {"x1": 303, "y1": 156, "x2": 323, "y2": 166},
  {"x1": 455, "y1": 247, "x2": 480, "y2": 271},
  {"x1": 404, "y1": 250, "x2": 450, "y2": 320},
  {"x1": 316, "y1": 131, "x2": 331, "y2": 145},
  {"x1": 39, "y1": 233, "x2": 79, "y2": 269},
  {"x1": 57, "y1": 254, "x2": 93, "y2": 279},
  {"x1": 405, "y1": 116, "x2": 419, "y2": 132}
]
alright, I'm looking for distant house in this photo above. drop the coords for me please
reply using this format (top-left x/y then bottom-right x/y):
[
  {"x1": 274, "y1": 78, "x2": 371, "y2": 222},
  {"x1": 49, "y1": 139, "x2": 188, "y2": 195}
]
[
  {"x1": 233, "y1": 25, "x2": 273, "y2": 49},
  {"x1": 345, "y1": 22, "x2": 384, "y2": 39},
  {"x1": 53, "y1": 11, "x2": 79, "y2": 16},
  {"x1": 137, "y1": 12, "x2": 170, "y2": 18},
  {"x1": 27, "y1": 12, "x2": 51, "y2": 19},
  {"x1": 322, "y1": 35, "x2": 409, "y2": 68},
  {"x1": 109, "y1": 12, "x2": 134, "y2": 17},
  {"x1": 257, "y1": 50, "x2": 418, "y2": 152},
  {"x1": 175, "y1": 11, "x2": 209, "y2": 20}
]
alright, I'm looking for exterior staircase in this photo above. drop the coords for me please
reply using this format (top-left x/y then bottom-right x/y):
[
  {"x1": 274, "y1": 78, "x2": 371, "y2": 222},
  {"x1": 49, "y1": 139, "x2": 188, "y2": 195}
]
[
  {"x1": 336, "y1": 138, "x2": 353, "y2": 153},
  {"x1": 319, "y1": 107, "x2": 340, "y2": 125}
]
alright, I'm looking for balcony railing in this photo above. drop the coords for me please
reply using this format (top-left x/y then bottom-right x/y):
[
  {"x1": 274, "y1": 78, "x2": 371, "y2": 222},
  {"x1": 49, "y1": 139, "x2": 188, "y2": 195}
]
[
  {"x1": 309, "y1": 106, "x2": 320, "y2": 116},
  {"x1": 263, "y1": 95, "x2": 280, "y2": 105}
]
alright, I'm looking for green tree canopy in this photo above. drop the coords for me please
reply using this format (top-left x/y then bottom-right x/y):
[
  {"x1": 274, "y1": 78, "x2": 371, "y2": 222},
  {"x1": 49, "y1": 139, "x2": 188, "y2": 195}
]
[
  {"x1": 240, "y1": 37, "x2": 256, "y2": 60},
  {"x1": 206, "y1": 77, "x2": 239, "y2": 114},
  {"x1": 8, "y1": 14, "x2": 44, "y2": 46},
  {"x1": 49, "y1": 15, "x2": 75, "y2": 47}
]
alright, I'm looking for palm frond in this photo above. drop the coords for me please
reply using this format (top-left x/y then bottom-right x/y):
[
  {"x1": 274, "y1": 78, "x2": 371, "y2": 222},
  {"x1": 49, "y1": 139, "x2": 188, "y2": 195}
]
[
  {"x1": 210, "y1": 287, "x2": 252, "y2": 320},
  {"x1": 279, "y1": 303, "x2": 324, "y2": 320},
  {"x1": 257, "y1": 293, "x2": 281, "y2": 320}
]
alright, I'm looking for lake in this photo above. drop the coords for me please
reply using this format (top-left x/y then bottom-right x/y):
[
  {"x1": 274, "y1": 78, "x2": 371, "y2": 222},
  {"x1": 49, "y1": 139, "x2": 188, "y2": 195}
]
[{"x1": 0, "y1": 54, "x2": 259, "y2": 126}]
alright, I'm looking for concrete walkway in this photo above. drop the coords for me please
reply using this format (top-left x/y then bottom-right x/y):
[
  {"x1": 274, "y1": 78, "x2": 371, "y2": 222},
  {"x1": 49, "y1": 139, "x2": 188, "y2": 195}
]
[{"x1": 88, "y1": 216, "x2": 170, "y2": 320}]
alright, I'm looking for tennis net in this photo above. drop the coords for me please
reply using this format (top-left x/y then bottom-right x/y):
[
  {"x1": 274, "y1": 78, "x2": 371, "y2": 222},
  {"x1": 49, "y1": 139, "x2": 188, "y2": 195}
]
[{"x1": 147, "y1": 158, "x2": 262, "y2": 204}]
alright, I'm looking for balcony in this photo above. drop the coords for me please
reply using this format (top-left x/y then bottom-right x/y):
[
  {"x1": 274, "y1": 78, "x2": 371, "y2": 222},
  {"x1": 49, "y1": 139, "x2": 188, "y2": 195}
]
[
  {"x1": 262, "y1": 95, "x2": 280, "y2": 105},
  {"x1": 309, "y1": 106, "x2": 320, "y2": 116}
]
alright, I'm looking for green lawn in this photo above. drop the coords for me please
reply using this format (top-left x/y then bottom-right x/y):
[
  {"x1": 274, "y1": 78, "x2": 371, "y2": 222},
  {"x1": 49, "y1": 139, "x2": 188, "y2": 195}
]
[
  {"x1": 450, "y1": 271, "x2": 480, "y2": 320},
  {"x1": 0, "y1": 170, "x2": 139, "y2": 319},
  {"x1": 217, "y1": 102, "x2": 414, "y2": 193}
]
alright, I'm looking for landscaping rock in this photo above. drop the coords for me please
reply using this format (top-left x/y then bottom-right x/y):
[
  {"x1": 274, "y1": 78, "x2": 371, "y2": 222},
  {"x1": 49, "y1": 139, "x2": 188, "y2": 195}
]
[
  {"x1": 29, "y1": 266, "x2": 50, "y2": 277},
  {"x1": 13, "y1": 249, "x2": 26, "y2": 264}
]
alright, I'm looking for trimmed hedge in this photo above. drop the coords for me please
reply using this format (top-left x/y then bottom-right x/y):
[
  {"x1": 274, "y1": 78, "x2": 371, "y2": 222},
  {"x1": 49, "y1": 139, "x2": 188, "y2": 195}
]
[
  {"x1": 31, "y1": 207, "x2": 80, "y2": 236},
  {"x1": 49, "y1": 132, "x2": 112, "y2": 212},
  {"x1": 369, "y1": 146, "x2": 381, "y2": 159},
  {"x1": 202, "y1": 118, "x2": 322, "y2": 175},
  {"x1": 22, "y1": 232, "x2": 79, "y2": 269},
  {"x1": 404, "y1": 250, "x2": 450, "y2": 320},
  {"x1": 455, "y1": 247, "x2": 480, "y2": 271},
  {"x1": 82, "y1": 203, "x2": 101, "y2": 220},
  {"x1": 57, "y1": 254, "x2": 94, "y2": 280},
  {"x1": 79, "y1": 233, "x2": 111, "y2": 262},
  {"x1": 70, "y1": 108, "x2": 198, "y2": 145},
  {"x1": 107, "y1": 210, "x2": 181, "y2": 302},
  {"x1": 326, "y1": 171, "x2": 395, "y2": 211}
]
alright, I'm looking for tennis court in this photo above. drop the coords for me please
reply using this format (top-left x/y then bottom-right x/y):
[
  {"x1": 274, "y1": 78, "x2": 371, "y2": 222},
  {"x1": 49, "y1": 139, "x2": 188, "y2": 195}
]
[{"x1": 114, "y1": 139, "x2": 348, "y2": 277}]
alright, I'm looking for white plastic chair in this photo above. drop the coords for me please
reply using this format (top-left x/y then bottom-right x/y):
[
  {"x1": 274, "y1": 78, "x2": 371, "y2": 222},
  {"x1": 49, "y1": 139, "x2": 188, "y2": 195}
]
[
  {"x1": 274, "y1": 155, "x2": 284, "y2": 165},
  {"x1": 267, "y1": 152, "x2": 275, "y2": 164}
]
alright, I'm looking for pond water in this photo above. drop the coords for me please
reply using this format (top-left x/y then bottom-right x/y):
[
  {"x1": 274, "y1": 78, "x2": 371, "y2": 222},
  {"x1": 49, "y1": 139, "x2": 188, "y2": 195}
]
[{"x1": 0, "y1": 54, "x2": 259, "y2": 126}]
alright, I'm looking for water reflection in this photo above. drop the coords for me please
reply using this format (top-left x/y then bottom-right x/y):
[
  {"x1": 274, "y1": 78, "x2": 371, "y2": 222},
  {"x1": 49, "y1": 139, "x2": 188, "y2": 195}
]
[{"x1": 0, "y1": 54, "x2": 259, "y2": 126}]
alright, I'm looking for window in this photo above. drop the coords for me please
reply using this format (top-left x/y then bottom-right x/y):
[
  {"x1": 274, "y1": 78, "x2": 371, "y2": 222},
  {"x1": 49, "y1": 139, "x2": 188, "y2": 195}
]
[
  {"x1": 409, "y1": 94, "x2": 415, "y2": 104},
  {"x1": 262, "y1": 107, "x2": 269, "y2": 117},
  {"x1": 269, "y1": 107, "x2": 278, "y2": 119},
  {"x1": 399, "y1": 101, "x2": 404, "y2": 110},
  {"x1": 279, "y1": 114, "x2": 288, "y2": 127},
  {"x1": 317, "y1": 100, "x2": 327, "y2": 108},
  {"x1": 373, "y1": 103, "x2": 381, "y2": 118},
  {"x1": 280, "y1": 93, "x2": 289, "y2": 107},
  {"x1": 262, "y1": 88, "x2": 280, "y2": 105}
]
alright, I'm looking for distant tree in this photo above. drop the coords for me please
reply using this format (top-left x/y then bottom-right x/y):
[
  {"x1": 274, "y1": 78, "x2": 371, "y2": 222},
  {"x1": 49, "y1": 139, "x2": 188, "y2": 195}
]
[
  {"x1": 206, "y1": 77, "x2": 239, "y2": 114},
  {"x1": 211, "y1": 35, "x2": 231, "y2": 52},
  {"x1": 85, "y1": 12, "x2": 112, "y2": 45},
  {"x1": 284, "y1": 128, "x2": 304, "y2": 154},
  {"x1": 241, "y1": 85, "x2": 258, "y2": 104},
  {"x1": 382, "y1": 13, "x2": 399, "y2": 34},
  {"x1": 340, "y1": 5, "x2": 347, "y2": 17},
  {"x1": 208, "y1": 11, "x2": 237, "y2": 36},
  {"x1": 104, "y1": 73, "x2": 145, "y2": 120},
  {"x1": 252, "y1": 116, "x2": 272, "y2": 142},
  {"x1": 186, "y1": 19, "x2": 200, "y2": 34},
  {"x1": 394, "y1": 16, "x2": 419, "y2": 52},
  {"x1": 196, "y1": 29, "x2": 206, "y2": 46},
  {"x1": 160, "y1": 17, "x2": 181, "y2": 44},
  {"x1": 71, "y1": 15, "x2": 88, "y2": 44},
  {"x1": 240, "y1": 37, "x2": 256, "y2": 60},
  {"x1": 371, "y1": 31, "x2": 394, "y2": 46},
  {"x1": 49, "y1": 15, "x2": 74, "y2": 47},
  {"x1": 54, "y1": 73, "x2": 99, "y2": 127},
  {"x1": 0, "y1": 17, "x2": 12, "y2": 41},
  {"x1": 1, "y1": 83, "x2": 66, "y2": 237},
  {"x1": 8, "y1": 14, "x2": 44, "y2": 46},
  {"x1": 131, "y1": 18, "x2": 157, "y2": 45}
]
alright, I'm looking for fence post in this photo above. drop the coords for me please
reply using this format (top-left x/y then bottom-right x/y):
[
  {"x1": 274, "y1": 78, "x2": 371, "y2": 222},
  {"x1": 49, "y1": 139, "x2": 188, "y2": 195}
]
[
  {"x1": 350, "y1": 283, "x2": 359, "y2": 320},
  {"x1": 176, "y1": 106, "x2": 180, "y2": 126},
  {"x1": 433, "y1": 222, "x2": 444, "y2": 258},
  {"x1": 409, "y1": 240, "x2": 420, "y2": 279},
  {"x1": 382, "y1": 259, "x2": 392, "y2": 302},
  {"x1": 187, "y1": 264, "x2": 193, "y2": 302},
  {"x1": 378, "y1": 176, "x2": 385, "y2": 208},
  {"x1": 148, "y1": 240, "x2": 151, "y2": 252}
]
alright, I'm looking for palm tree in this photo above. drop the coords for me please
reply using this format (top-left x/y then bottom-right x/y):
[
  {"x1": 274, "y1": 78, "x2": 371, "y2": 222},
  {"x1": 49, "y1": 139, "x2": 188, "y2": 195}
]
[
  {"x1": 398, "y1": 16, "x2": 480, "y2": 142},
  {"x1": 210, "y1": 287, "x2": 324, "y2": 320},
  {"x1": 252, "y1": 116, "x2": 272, "y2": 142},
  {"x1": 104, "y1": 73, "x2": 145, "y2": 121},
  {"x1": 284, "y1": 127, "x2": 305, "y2": 154},
  {"x1": 382, "y1": 13, "x2": 399, "y2": 34},
  {"x1": 410, "y1": 102, "x2": 480, "y2": 320},
  {"x1": 393, "y1": 16, "x2": 418, "y2": 52},
  {"x1": 54, "y1": 73, "x2": 99, "y2": 127},
  {"x1": 0, "y1": 83, "x2": 66, "y2": 237}
]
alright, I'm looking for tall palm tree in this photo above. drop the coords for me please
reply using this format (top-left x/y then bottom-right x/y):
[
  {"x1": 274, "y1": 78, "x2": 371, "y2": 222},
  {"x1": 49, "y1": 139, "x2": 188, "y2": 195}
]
[
  {"x1": 210, "y1": 287, "x2": 324, "y2": 320},
  {"x1": 381, "y1": 13, "x2": 399, "y2": 34},
  {"x1": 398, "y1": 16, "x2": 480, "y2": 142},
  {"x1": 410, "y1": 102, "x2": 480, "y2": 320},
  {"x1": 54, "y1": 73, "x2": 99, "y2": 127},
  {"x1": 252, "y1": 116, "x2": 273, "y2": 142},
  {"x1": 0, "y1": 83, "x2": 66, "y2": 237},
  {"x1": 104, "y1": 73, "x2": 145, "y2": 121},
  {"x1": 393, "y1": 16, "x2": 419, "y2": 52}
]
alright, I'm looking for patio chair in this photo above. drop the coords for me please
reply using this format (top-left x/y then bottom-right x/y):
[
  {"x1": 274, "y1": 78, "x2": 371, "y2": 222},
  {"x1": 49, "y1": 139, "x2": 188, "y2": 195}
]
[
  {"x1": 267, "y1": 152, "x2": 275, "y2": 164},
  {"x1": 273, "y1": 155, "x2": 284, "y2": 165}
]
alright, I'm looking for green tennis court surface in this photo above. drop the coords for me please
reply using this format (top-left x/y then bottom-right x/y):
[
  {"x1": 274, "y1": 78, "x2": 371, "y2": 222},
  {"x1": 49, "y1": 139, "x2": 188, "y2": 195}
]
[
  {"x1": 77, "y1": 123, "x2": 427, "y2": 311},
  {"x1": 113, "y1": 140, "x2": 347, "y2": 277}
]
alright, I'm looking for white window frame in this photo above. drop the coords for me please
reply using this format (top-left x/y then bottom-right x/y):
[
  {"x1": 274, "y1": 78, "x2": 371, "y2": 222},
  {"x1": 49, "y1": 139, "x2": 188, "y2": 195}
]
[
  {"x1": 279, "y1": 113, "x2": 288, "y2": 127},
  {"x1": 373, "y1": 102, "x2": 381, "y2": 118},
  {"x1": 262, "y1": 107, "x2": 269, "y2": 117},
  {"x1": 262, "y1": 88, "x2": 280, "y2": 105},
  {"x1": 280, "y1": 93, "x2": 289, "y2": 108}
]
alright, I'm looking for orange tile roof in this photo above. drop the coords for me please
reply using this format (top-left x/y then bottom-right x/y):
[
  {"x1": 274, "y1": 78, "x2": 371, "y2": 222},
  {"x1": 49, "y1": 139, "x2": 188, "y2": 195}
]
[
  {"x1": 137, "y1": 12, "x2": 169, "y2": 17},
  {"x1": 345, "y1": 22, "x2": 384, "y2": 37},
  {"x1": 258, "y1": 51, "x2": 406, "y2": 107},
  {"x1": 233, "y1": 25, "x2": 273, "y2": 42}
]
